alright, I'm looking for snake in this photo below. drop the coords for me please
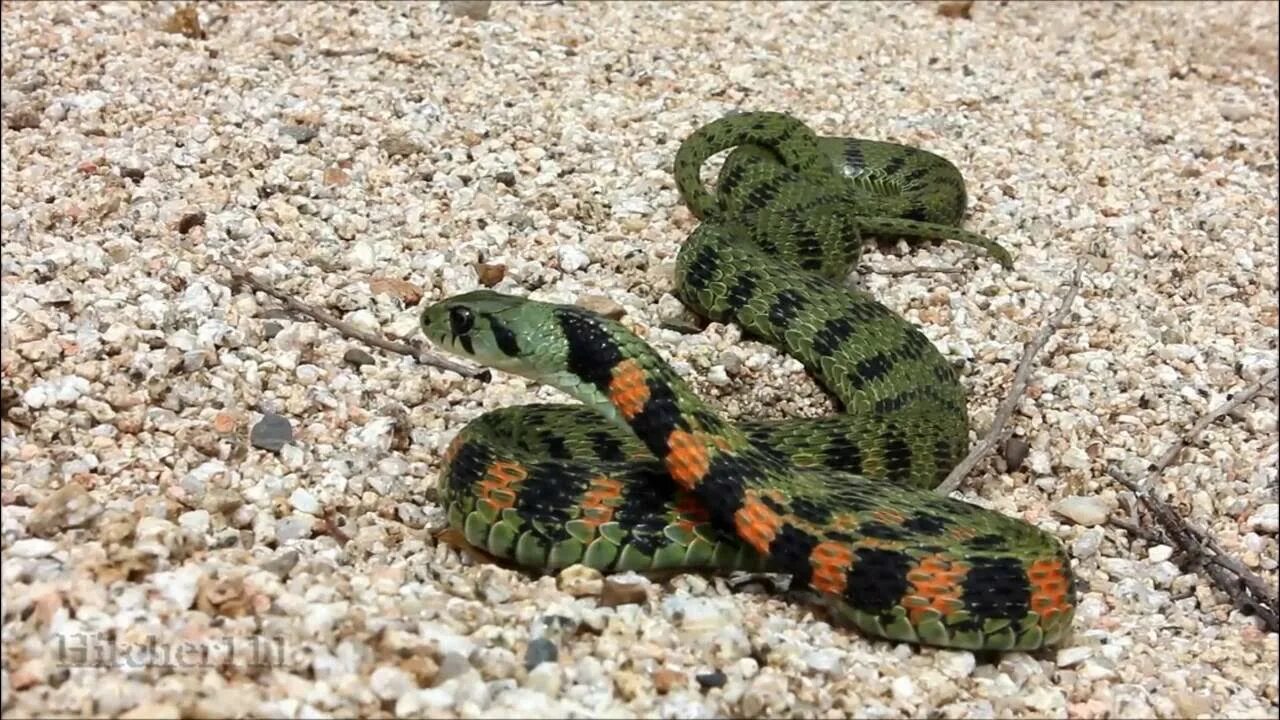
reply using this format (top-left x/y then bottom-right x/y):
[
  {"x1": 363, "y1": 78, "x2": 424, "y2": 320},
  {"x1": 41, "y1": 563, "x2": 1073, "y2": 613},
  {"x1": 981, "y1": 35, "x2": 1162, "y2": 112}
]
[{"x1": 420, "y1": 111, "x2": 1075, "y2": 651}]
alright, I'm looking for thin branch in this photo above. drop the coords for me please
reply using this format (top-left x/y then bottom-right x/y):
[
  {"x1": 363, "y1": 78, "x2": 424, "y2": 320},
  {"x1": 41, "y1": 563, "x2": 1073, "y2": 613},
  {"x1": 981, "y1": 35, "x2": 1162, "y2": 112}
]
[
  {"x1": 936, "y1": 259, "x2": 1086, "y2": 494},
  {"x1": 215, "y1": 260, "x2": 490, "y2": 382},
  {"x1": 1105, "y1": 366, "x2": 1279, "y2": 631},
  {"x1": 862, "y1": 264, "x2": 968, "y2": 277}
]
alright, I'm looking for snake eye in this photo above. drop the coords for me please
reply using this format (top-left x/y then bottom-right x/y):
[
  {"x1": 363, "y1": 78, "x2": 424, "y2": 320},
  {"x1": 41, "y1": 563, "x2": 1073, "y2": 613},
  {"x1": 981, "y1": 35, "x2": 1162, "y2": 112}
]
[{"x1": 448, "y1": 306, "x2": 475, "y2": 336}]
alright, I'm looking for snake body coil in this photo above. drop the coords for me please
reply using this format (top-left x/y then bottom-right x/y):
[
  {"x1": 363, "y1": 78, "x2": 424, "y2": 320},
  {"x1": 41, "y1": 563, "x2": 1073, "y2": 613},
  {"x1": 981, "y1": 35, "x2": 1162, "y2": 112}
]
[{"x1": 422, "y1": 112, "x2": 1075, "y2": 651}]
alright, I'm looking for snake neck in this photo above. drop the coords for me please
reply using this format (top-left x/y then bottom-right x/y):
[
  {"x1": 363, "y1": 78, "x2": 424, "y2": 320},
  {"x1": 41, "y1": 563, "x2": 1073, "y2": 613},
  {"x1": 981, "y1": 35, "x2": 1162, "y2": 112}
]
[
  {"x1": 549, "y1": 305, "x2": 764, "y2": 495},
  {"x1": 674, "y1": 111, "x2": 829, "y2": 220}
]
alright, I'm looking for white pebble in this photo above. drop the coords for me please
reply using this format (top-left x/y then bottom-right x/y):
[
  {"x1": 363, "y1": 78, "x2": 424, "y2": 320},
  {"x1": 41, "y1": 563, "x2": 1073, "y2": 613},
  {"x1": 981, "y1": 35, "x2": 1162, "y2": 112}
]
[
  {"x1": 706, "y1": 365, "x2": 730, "y2": 386},
  {"x1": 1147, "y1": 544, "x2": 1174, "y2": 563},
  {"x1": 289, "y1": 488, "x2": 321, "y2": 515},
  {"x1": 891, "y1": 675, "x2": 915, "y2": 702},
  {"x1": 1056, "y1": 646, "x2": 1093, "y2": 667},
  {"x1": 803, "y1": 648, "x2": 843, "y2": 676},
  {"x1": 1053, "y1": 496, "x2": 1112, "y2": 526},
  {"x1": 557, "y1": 245, "x2": 590, "y2": 273},
  {"x1": 10, "y1": 538, "x2": 57, "y2": 558},
  {"x1": 178, "y1": 509, "x2": 210, "y2": 534},
  {"x1": 1246, "y1": 504, "x2": 1278, "y2": 534},
  {"x1": 370, "y1": 665, "x2": 416, "y2": 701}
]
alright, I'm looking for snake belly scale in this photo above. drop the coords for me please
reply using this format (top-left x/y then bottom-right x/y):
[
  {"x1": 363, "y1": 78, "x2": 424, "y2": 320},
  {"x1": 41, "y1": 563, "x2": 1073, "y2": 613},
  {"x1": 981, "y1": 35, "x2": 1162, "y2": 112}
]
[{"x1": 421, "y1": 111, "x2": 1075, "y2": 651}]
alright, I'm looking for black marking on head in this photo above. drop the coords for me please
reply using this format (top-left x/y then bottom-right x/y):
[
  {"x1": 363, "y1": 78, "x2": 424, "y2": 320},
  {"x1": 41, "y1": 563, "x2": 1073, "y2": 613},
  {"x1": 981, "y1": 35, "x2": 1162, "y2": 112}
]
[
  {"x1": 859, "y1": 522, "x2": 910, "y2": 541},
  {"x1": 767, "y1": 524, "x2": 819, "y2": 588},
  {"x1": 768, "y1": 290, "x2": 807, "y2": 327},
  {"x1": 588, "y1": 431, "x2": 627, "y2": 462},
  {"x1": 812, "y1": 315, "x2": 859, "y2": 357},
  {"x1": 901, "y1": 514, "x2": 950, "y2": 535},
  {"x1": 965, "y1": 534, "x2": 1008, "y2": 551},
  {"x1": 555, "y1": 308, "x2": 624, "y2": 389},
  {"x1": 882, "y1": 156, "x2": 906, "y2": 178},
  {"x1": 449, "y1": 306, "x2": 475, "y2": 336},
  {"x1": 883, "y1": 431, "x2": 914, "y2": 483},
  {"x1": 458, "y1": 334, "x2": 475, "y2": 355},
  {"x1": 843, "y1": 548, "x2": 912, "y2": 612},
  {"x1": 484, "y1": 313, "x2": 521, "y2": 357},
  {"x1": 960, "y1": 556, "x2": 1032, "y2": 622}
]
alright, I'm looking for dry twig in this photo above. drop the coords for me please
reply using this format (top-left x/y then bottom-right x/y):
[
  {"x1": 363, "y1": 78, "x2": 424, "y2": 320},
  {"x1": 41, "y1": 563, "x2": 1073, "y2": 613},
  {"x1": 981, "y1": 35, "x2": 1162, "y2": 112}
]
[
  {"x1": 1106, "y1": 366, "x2": 1279, "y2": 631},
  {"x1": 216, "y1": 260, "x2": 489, "y2": 382},
  {"x1": 936, "y1": 259, "x2": 1086, "y2": 494}
]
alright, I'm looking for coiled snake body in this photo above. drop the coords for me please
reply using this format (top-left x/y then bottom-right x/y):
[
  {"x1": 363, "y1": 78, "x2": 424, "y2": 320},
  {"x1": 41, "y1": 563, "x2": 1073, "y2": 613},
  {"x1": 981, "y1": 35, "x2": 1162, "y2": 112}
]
[{"x1": 422, "y1": 112, "x2": 1075, "y2": 651}]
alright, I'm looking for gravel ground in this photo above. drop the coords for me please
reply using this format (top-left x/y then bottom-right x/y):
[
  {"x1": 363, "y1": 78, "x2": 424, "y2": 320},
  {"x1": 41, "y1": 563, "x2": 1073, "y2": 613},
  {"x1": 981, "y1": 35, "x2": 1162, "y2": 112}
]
[{"x1": 2, "y1": 1, "x2": 1278, "y2": 718}]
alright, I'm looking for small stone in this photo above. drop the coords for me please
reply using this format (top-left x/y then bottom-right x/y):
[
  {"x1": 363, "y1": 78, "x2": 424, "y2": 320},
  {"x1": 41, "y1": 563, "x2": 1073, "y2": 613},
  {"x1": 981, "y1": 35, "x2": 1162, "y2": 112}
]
[
  {"x1": 436, "y1": 651, "x2": 472, "y2": 683},
  {"x1": 891, "y1": 675, "x2": 916, "y2": 702},
  {"x1": 1060, "y1": 446, "x2": 1092, "y2": 471},
  {"x1": 653, "y1": 668, "x2": 684, "y2": 694},
  {"x1": 27, "y1": 483, "x2": 102, "y2": 536},
  {"x1": 280, "y1": 124, "x2": 318, "y2": 144},
  {"x1": 1056, "y1": 646, "x2": 1093, "y2": 667},
  {"x1": 1219, "y1": 102, "x2": 1254, "y2": 122},
  {"x1": 380, "y1": 135, "x2": 423, "y2": 157},
  {"x1": 288, "y1": 488, "x2": 320, "y2": 515},
  {"x1": 177, "y1": 212, "x2": 206, "y2": 235},
  {"x1": 162, "y1": 5, "x2": 204, "y2": 38},
  {"x1": 178, "y1": 509, "x2": 210, "y2": 534},
  {"x1": 804, "y1": 648, "x2": 843, "y2": 676},
  {"x1": 1147, "y1": 544, "x2": 1174, "y2": 563},
  {"x1": 1053, "y1": 495, "x2": 1112, "y2": 526},
  {"x1": 344, "y1": 348, "x2": 376, "y2": 367},
  {"x1": 10, "y1": 538, "x2": 57, "y2": 558},
  {"x1": 1003, "y1": 437, "x2": 1030, "y2": 469},
  {"x1": 120, "y1": 703, "x2": 182, "y2": 720},
  {"x1": 524, "y1": 638, "x2": 558, "y2": 670},
  {"x1": 525, "y1": 662, "x2": 562, "y2": 696},
  {"x1": 369, "y1": 277, "x2": 423, "y2": 304},
  {"x1": 937, "y1": 1, "x2": 973, "y2": 19},
  {"x1": 442, "y1": 0, "x2": 491, "y2": 20},
  {"x1": 1072, "y1": 528, "x2": 1104, "y2": 559},
  {"x1": 577, "y1": 294, "x2": 625, "y2": 320},
  {"x1": 601, "y1": 576, "x2": 648, "y2": 607},
  {"x1": 5, "y1": 108, "x2": 41, "y2": 130},
  {"x1": 275, "y1": 514, "x2": 315, "y2": 542},
  {"x1": 260, "y1": 549, "x2": 300, "y2": 578},
  {"x1": 475, "y1": 262, "x2": 507, "y2": 287},
  {"x1": 494, "y1": 170, "x2": 516, "y2": 187},
  {"x1": 558, "y1": 564, "x2": 603, "y2": 596},
  {"x1": 695, "y1": 670, "x2": 727, "y2": 689},
  {"x1": 706, "y1": 365, "x2": 730, "y2": 386},
  {"x1": 557, "y1": 245, "x2": 590, "y2": 273},
  {"x1": 1246, "y1": 504, "x2": 1278, "y2": 534},
  {"x1": 371, "y1": 665, "x2": 417, "y2": 701},
  {"x1": 250, "y1": 413, "x2": 294, "y2": 452}
]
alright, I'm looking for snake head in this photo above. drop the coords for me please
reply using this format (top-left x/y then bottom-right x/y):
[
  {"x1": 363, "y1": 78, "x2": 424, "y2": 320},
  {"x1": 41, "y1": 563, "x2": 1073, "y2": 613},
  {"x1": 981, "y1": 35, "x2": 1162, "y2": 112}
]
[{"x1": 420, "y1": 290, "x2": 562, "y2": 379}]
